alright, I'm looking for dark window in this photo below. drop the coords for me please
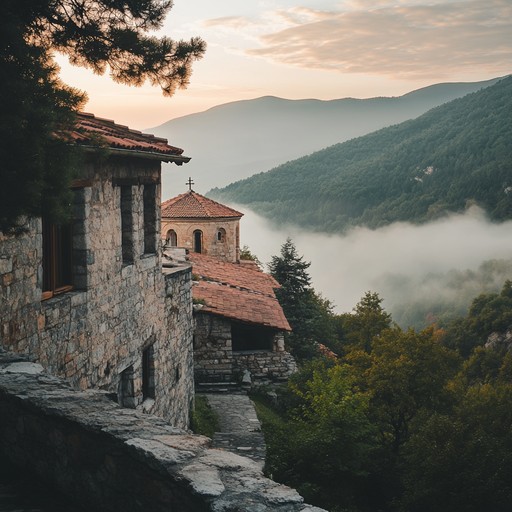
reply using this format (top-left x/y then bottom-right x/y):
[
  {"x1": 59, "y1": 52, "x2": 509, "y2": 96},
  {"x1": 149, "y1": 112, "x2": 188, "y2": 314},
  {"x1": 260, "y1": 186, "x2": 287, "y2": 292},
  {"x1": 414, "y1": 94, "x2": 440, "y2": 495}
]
[
  {"x1": 193, "y1": 230, "x2": 203, "y2": 253},
  {"x1": 42, "y1": 218, "x2": 73, "y2": 299},
  {"x1": 217, "y1": 228, "x2": 226, "y2": 242},
  {"x1": 120, "y1": 185, "x2": 134, "y2": 263},
  {"x1": 232, "y1": 322, "x2": 274, "y2": 352},
  {"x1": 143, "y1": 184, "x2": 157, "y2": 254},
  {"x1": 142, "y1": 345, "x2": 155, "y2": 399}
]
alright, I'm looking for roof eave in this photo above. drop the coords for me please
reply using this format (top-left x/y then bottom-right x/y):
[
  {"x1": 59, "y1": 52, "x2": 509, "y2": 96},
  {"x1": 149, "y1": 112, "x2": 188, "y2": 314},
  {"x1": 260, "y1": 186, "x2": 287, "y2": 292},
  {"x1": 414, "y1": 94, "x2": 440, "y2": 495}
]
[
  {"x1": 162, "y1": 215, "x2": 244, "y2": 220},
  {"x1": 78, "y1": 145, "x2": 191, "y2": 165},
  {"x1": 196, "y1": 308, "x2": 291, "y2": 332}
]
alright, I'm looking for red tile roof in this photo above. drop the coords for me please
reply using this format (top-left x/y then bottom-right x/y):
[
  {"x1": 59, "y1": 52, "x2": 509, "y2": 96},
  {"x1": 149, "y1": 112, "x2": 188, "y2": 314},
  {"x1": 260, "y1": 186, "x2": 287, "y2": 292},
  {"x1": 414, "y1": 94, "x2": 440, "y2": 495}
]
[
  {"x1": 161, "y1": 191, "x2": 243, "y2": 219},
  {"x1": 189, "y1": 253, "x2": 290, "y2": 331},
  {"x1": 189, "y1": 253, "x2": 278, "y2": 296},
  {"x1": 68, "y1": 112, "x2": 190, "y2": 164}
]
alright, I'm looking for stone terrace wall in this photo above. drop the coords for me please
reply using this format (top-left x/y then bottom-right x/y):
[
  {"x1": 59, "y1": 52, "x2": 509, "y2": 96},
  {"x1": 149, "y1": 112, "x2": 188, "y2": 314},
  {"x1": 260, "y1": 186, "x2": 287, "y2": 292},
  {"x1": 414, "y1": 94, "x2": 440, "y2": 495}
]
[
  {"x1": 233, "y1": 351, "x2": 297, "y2": 384},
  {"x1": 0, "y1": 353, "x2": 325, "y2": 512},
  {"x1": 0, "y1": 158, "x2": 194, "y2": 429}
]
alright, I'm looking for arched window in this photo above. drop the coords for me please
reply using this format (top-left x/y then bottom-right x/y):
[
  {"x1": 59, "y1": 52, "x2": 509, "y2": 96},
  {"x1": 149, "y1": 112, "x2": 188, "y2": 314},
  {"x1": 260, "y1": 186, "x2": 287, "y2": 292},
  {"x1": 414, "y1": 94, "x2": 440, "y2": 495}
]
[
  {"x1": 193, "y1": 230, "x2": 203, "y2": 253},
  {"x1": 166, "y1": 229, "x2": 177, "y2": 247},
  {"x1": 217, "y1": 227, "x2": 226, "y2": 243}
]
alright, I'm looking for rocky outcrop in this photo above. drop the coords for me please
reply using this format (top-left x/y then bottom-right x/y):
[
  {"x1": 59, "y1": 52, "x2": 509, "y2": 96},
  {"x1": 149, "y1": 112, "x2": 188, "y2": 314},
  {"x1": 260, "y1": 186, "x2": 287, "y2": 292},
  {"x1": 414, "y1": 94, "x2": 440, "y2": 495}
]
[{"x1": 485, "y1": 328, "x2": 512, "y2": 352}]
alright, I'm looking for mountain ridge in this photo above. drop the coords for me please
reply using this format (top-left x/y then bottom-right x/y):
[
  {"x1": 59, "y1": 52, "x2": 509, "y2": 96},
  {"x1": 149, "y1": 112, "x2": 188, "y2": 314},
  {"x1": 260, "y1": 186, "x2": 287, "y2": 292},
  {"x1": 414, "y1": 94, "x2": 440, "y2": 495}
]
[
  {"x1": 210, "y1": 76, "x2": 512, "y2": 233},
  {"x1": 151, "y1": 77, "x2": 502, "y2": 197}
]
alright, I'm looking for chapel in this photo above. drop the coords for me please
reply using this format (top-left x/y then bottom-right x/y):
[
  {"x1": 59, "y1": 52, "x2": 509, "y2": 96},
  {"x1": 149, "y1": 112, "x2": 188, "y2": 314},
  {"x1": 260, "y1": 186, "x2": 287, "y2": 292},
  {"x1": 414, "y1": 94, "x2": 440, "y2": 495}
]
[{"x1": 161, "y1": 182, "x2": 243, "y2": 262}]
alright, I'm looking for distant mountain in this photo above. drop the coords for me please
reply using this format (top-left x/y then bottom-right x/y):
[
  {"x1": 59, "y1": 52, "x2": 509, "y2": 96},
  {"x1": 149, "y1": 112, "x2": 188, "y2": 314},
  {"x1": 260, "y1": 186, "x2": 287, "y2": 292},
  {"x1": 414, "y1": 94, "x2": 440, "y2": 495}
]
[
  {"x1": 150, "y1": 78, "x2": 501, "y2": 199},
  {"x1": 211, "y1": 76, "x2": 512, "y2": 233}
]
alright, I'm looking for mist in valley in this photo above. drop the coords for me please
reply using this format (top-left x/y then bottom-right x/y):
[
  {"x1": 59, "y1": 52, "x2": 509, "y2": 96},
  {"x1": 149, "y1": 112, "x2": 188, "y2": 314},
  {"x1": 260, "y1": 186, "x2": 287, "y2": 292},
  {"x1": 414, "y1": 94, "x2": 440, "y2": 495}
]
[{"x1": 235, "y1": 205, "x2": 512, "y2": 329}]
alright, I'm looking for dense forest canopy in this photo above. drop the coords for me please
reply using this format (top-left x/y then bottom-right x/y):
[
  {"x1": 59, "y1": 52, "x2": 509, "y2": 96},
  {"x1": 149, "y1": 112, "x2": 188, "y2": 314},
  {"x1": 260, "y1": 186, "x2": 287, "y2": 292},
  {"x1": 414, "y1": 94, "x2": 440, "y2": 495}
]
[
  {"x1": 260, "y1": 240, "x2": 512, "y2": 511},
  {"x1": 211, "y1": 76, "x2": 512, "y2": 233}
]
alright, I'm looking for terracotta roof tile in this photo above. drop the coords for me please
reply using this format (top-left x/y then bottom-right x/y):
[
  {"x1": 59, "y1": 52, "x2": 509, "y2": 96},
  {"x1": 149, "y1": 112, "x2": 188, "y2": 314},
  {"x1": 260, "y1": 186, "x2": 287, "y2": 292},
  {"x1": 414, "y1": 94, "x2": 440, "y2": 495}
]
[
  {"x1": 189, "y1": 253, "x2": 290, "y2": 331},
  {"x1": 67, "y1": 112, "x2": 190, "y2": 164},
  {"x1": 161, "y1": 191, "x2": 243, "y2": 219},
  {"x1": 189, "y1": 253, "x2": 278, "y2": 295},
  {"x1": 194, "y1": 281, "x2": 291, "y2": 331}
]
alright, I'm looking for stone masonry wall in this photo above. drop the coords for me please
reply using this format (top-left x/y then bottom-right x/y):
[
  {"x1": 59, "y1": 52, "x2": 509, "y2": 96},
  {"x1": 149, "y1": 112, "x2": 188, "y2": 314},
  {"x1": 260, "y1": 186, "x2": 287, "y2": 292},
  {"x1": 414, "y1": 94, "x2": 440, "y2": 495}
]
[
  {"x1": 194, "y1": 314, "x2": 296, "y2": 384},
  {"x1": 163, "y1": 266, "x2": 195, "y2": 428},
  {"x1": 194, "y1": 314, "x2": 234, "y2": 383},
  {"x1": 0, "y1": 353, "x2": 325, "y2": 512},
  {"x1": 162, "y1": 217, "x2": 240, "y2": 262},
  {"x1": 0, "y1": 157, "x2": 194, "y2": 429},
  {"x1": 233, "y1": 351, "x2": 297, "y2": 384}
]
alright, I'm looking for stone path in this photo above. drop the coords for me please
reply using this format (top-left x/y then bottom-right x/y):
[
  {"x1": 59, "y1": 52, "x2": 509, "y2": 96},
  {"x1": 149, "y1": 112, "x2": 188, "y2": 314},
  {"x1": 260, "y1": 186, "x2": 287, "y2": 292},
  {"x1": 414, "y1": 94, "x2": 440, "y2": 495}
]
[{"x1": 202, "y1": 393, "x2": 266, "y2": 469}]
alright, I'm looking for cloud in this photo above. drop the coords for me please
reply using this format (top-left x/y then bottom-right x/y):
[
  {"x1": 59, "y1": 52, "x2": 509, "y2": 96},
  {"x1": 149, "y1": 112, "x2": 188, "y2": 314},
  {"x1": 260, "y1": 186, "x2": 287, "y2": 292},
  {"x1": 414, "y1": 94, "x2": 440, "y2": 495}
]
[
  {"x1": 202, "y1": 16, "x2": 255, "y2": 30},
  {"x1": 236, "y1": 205, "x2": 512, "y2": 324},
  {"x1": 247, "y1": 0, "x2": 512, "y2": 79}
]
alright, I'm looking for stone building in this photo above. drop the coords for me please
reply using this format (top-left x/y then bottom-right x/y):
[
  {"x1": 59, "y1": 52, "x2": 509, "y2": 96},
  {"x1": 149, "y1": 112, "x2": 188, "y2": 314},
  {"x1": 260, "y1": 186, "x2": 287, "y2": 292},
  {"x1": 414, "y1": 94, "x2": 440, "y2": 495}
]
[
  {"x1": 0, "y1": 112, "x2": 195, "y2": 429},
  {"x1": 161, "y1": 189, "x2": 243, "y2": 262},
  {"x1": 161, "y1": 190, "x2": 296, "y2": 385},
  {"x1": 189, "y1": 253, "x2": 296, "y2": 384}
]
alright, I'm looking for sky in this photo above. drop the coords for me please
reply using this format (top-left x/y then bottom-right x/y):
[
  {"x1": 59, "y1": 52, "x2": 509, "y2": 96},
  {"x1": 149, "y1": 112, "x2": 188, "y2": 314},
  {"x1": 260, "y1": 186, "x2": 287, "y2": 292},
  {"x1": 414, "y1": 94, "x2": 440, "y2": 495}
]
[{"x1": 56, "y1": 0, "x2": 512, "y2": 129}]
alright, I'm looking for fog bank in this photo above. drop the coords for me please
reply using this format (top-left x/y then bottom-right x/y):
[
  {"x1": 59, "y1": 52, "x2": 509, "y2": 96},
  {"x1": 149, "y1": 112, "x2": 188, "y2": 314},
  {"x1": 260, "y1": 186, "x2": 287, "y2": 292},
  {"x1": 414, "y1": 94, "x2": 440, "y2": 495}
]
[{"x1": 236, "y1": 205, "x2": 512, "y2": 327}]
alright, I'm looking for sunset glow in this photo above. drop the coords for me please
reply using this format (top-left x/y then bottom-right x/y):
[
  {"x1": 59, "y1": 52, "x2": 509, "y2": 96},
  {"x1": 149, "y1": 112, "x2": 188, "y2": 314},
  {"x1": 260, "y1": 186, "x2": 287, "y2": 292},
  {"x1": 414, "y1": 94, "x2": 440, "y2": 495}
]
[{"x1": 56, "y1": 0, "x2": 512, "y2": 129}]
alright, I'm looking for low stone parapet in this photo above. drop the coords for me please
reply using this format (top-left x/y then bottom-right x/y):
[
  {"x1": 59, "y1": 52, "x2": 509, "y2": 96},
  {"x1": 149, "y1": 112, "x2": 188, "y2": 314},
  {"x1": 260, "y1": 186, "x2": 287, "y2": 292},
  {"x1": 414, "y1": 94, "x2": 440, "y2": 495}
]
[{"x1": 0, "y1": 350, "x2": 325, "y2": 512}]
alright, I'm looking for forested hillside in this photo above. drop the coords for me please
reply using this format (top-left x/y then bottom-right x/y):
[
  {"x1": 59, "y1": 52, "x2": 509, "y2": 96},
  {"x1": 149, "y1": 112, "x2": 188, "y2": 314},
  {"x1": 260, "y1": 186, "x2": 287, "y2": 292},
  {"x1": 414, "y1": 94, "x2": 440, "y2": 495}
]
[
  {"x1": 211, "y1": 76, "x2": 512, "y2": 232},
  {"x1": 255, "y1": 240, "x2": 512, "y2": 512},
  {"x1": 151, "y1": 77, "x2": 499, "y2": 196}
]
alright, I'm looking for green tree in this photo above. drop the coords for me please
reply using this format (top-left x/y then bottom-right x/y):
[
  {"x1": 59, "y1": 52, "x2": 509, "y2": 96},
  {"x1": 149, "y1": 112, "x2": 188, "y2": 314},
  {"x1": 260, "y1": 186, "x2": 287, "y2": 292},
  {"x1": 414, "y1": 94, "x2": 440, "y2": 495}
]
[
  {"x1": 269, "y1": 238, "x2": 318, "y2": 359},
  {"x1": 273, "y1": 360, "x2": 377, "y2": 511},
  {"x1": 1, "y1": 0, "x2": 205, "y2": 232},
  {"x1": 239, "y1": 244, "x2": 262, "y2": 267},
  {"x1": 401, "y1": 383, "x2": 512, "y2": 512},
  {"x1": 363, "y1": 327, "x2": 459, "y2": 454},
  {"x1": 269, "y1": 238, "x2": 312, "y2": 300},
  {"x1": 468, "y1": 280, "x2": 512, "y2": 337},
  {"x1": 269, "y1": 239, "x2": 339, "y2": 360},
  {"x1": 342, "y1": 291, "x2": 392, "y2": 352}
]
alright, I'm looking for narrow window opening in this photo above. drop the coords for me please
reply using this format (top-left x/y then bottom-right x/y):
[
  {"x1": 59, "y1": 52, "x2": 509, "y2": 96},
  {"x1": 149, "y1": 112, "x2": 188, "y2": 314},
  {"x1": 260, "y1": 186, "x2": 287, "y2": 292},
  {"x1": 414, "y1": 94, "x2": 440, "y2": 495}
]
[
  {"x1": 120, "y1": 185, "x2": 134, "y2": 264},
  {"x1": 193, "y1": 230, "x2": 203, "y2": 253},
  {"x1": 143, "y1": 184, "x2": 157, "y2": 254},
  {"x1": 142, "y1": 345, "x2": 155, "y2": 399},
  {"x1": 217, "y1": 228, "x2": 226, "y2": 243},
  {"x1": 166, "y1": 229, "x2": 177, "y2": 247},
  {"x1": 42, "y1": 218, "x2": 73, "y2": 299}
]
